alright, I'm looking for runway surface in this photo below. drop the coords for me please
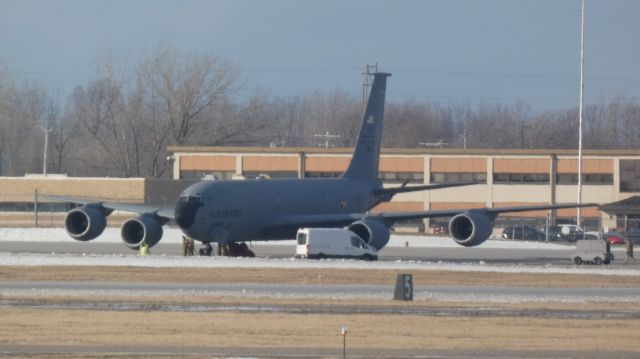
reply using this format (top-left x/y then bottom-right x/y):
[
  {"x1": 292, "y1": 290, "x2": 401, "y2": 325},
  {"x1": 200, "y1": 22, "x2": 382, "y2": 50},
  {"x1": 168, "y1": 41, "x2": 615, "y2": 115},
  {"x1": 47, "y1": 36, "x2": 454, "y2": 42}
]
[
  {"x1": 2, "y1": 240, "x2": 633, "y2": 267},
  {"x1": 2, "y1": 280, "x2": 640, "y2": 303}
]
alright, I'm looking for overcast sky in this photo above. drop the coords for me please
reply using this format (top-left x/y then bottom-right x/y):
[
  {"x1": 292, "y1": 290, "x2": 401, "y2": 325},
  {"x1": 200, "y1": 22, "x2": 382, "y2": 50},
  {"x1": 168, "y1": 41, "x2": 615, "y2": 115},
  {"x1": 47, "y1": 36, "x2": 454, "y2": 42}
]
[{"x1": 1, "y1": 0, "x2": 639, "y2": 111}]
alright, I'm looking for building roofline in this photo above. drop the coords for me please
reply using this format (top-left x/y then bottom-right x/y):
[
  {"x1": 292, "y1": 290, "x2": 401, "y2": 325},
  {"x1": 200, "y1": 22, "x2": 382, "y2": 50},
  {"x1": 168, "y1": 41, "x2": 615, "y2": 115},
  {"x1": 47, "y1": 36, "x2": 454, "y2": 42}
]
[{"x1": 168, "y1": 146, "x2": 640, "y2": 157}]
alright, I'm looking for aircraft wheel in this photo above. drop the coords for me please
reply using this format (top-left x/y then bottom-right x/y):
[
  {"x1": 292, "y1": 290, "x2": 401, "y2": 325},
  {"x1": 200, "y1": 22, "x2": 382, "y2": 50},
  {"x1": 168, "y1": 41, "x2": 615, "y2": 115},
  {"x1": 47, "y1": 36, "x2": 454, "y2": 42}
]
[{"x1": 574, "y1": 257, "x2": 583, "y2": 265}]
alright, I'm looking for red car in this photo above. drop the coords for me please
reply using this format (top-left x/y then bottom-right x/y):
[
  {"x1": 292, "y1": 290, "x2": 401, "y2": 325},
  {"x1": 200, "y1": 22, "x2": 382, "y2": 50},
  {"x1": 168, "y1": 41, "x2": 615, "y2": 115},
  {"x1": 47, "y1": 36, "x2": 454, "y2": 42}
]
[
  {"x1": 603, "y1": 232, "x2": 625, "y2": 245},
  {"x1": 431, "y1": 221, "x2": 449, "y2": 235}
]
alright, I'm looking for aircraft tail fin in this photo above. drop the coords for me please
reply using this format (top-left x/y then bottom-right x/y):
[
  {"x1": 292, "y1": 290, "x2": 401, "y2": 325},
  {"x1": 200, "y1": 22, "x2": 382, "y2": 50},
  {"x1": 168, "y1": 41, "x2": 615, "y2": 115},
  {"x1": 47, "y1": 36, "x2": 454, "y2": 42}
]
[{"x1": 342, "y1": 72, "x2": 391, "y2": 181}]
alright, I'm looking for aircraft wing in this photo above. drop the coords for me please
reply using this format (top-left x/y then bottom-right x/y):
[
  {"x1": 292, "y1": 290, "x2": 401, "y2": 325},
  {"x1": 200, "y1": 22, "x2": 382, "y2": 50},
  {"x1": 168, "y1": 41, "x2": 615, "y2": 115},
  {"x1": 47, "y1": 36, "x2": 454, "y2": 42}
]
[
  {"x1": 373, "y1": 181, "x2": 477, "y2": 196},
  {"x1": 377, "y1": 203, "x2": 599, "y2": 224},
  {"x1": 43, "y1": 195, "x2": 175, "y2": 220},
  {"x1": 268, "y1": 203, "x2": 598, "y2": 229}
]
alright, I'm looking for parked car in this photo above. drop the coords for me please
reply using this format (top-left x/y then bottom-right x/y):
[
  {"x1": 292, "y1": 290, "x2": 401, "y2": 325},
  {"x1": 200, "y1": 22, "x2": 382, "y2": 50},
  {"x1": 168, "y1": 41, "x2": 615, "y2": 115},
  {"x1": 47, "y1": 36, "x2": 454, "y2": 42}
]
[
  {"x1": 502, "y1": 225, "x2": 546, "y2": 241},
  {"x1": 549, "y1": 225, "x2": 597, "y2": 242},
  {"x1": 542, "y1": 226, "x2": 564, "y2": 241},
  {"x1": 602, "y1": 232, "x2": 625, "y2": 245},
  {"x1": 431, "y1": 221, "x2": 449, "y2": 235}
]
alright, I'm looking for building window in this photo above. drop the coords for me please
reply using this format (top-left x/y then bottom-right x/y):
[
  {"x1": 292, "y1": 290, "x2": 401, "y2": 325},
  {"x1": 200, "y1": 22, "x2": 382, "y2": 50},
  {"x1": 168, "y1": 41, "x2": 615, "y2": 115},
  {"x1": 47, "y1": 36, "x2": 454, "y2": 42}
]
[
  {"x1": 494, "y1": 216, "x2": 546, "y2": 229},
  {"x1": 181, "y1": 171, "x2": 234, "y2": 180},
  {"x1": 305, "y1": 171, "x2": 341, "y2": 178},
  {"x1": 0, "y1": 202, "x2": 75, "y2": 212},
  {"x1": 380, "y1": 172, "x2": 423, "y2": 183},
  {"x1": 620, "y1": 160, "x2": 640, "y2": 192},
  {"x1": 494, "y1": 173, "x2": 549, "y2": 184},
  {"x1": 557, "y1": 173, "x2": 613, "y2": 185},
  {"x1": 430, "y1": 172, "x2": 486, "y2": 184},
  {"x1": 243, "y1": 171, "x2": 298, "y2": 179}
]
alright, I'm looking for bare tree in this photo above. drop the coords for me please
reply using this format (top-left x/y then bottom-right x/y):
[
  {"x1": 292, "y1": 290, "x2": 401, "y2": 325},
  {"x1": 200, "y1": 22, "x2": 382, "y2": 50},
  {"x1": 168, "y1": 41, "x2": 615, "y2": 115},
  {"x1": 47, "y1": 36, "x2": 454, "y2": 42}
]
[{"x1": 67, "y1": 47, "x2": 242, "y2": 178}]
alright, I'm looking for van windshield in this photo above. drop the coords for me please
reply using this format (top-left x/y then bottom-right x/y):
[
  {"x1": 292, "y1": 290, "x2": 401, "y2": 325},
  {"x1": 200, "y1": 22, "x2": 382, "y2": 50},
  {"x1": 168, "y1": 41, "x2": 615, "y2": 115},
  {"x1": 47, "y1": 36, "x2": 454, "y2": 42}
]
[
  {"x1": 297, "y1": 232, "x2": 307, "y2": 245},
  {"x1": 350, "y1": 235, "x2": 364, "y2": 248}
]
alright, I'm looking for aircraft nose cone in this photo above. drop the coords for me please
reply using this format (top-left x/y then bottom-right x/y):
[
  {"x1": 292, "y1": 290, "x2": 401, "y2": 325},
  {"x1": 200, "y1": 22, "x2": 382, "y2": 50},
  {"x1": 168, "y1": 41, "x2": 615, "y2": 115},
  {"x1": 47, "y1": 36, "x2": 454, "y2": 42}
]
[{"x1": 175, "y1": 197, "x2": 204, "y2": 229}]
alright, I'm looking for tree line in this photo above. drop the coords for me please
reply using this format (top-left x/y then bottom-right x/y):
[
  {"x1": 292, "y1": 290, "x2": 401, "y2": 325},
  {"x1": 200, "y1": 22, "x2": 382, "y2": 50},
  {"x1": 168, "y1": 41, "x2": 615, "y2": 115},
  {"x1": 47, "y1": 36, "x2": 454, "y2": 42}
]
[{"x1": 1, "y1": 47, "x2": 639, "y2": 178}]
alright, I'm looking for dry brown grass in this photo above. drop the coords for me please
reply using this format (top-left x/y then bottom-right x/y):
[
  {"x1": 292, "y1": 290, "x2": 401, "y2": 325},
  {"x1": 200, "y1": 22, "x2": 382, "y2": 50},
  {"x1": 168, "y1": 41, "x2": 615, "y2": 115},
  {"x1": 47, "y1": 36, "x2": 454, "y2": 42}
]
[
  {"x1": 2, "y1": 308, "x2": 640, "y2": 352},
  {"x1": 2, "y1": 265, "x2": 640, "y2": 353}
]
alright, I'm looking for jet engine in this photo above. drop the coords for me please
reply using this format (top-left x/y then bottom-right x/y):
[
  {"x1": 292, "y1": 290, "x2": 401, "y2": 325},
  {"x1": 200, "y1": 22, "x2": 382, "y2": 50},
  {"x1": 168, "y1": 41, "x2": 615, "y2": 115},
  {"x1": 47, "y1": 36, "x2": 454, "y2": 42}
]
[
  {"x1": 120, "y1": 215, "x2": 164, "y2": 250},
  {"x1": 348, "y1": 219, "x2": 391, "y2": 251},
  {"x1": 448, "y1": 210, "x2": 493, "y2": 247},
  {"x1": 64, "y1": 205, "x2": 110, "y2": 241}
]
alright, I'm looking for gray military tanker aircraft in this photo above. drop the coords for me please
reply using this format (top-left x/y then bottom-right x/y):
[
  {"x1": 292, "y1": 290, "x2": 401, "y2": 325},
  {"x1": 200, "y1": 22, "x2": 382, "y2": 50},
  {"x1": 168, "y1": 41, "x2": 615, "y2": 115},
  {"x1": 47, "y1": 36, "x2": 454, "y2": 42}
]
[{"x1": 51, "y1": 73, "x2": 596, "y2": 256}]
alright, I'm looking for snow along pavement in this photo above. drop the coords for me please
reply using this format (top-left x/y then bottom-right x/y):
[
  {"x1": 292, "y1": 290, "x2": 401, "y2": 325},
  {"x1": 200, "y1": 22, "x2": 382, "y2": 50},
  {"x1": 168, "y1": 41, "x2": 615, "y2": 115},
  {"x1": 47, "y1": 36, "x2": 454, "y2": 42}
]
[
  {"x1": 1, "y1": 227, "x2": 637, "y2": 276},
  {"x1": 1, "y1": 227, "x2": 573, "y2": 249}
]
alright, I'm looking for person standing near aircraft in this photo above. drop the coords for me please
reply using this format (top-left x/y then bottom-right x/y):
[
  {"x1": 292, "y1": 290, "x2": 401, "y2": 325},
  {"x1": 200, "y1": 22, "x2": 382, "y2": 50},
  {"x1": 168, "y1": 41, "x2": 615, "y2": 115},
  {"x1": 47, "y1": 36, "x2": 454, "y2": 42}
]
[
  {"x1": 182, "y1": 235, "x2": 189, "y2": 256},
  {"x1": 625, "y1": 237, "x2": 635, "y2": 264}
]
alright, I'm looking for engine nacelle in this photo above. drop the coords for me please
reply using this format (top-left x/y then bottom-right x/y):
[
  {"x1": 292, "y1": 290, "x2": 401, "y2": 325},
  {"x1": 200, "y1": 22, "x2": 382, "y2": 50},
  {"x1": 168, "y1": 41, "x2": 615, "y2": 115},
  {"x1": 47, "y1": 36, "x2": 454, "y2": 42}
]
[
  {"x1": 347, "y1": 219, "x2": 391, "y2": 251},
  {"x1": 120, "y1": 215, "x2": 164, "y2": 250},
  {"x1": 64, "y1": 205, "x2": 108, "y2": 241},
  {"x1": 448, "y1": 211, "x2": 493, "y2": 247}
]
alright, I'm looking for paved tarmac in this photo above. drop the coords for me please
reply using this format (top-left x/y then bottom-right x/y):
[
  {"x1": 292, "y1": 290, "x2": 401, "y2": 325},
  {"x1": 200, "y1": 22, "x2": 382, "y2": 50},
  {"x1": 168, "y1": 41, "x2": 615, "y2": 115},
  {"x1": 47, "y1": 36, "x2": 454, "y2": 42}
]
[
  {"x1": 2, "y1": 240, "x2": 635, "y2": 267},
  {"x1": 2, "y1": 280, "x2": 640, "y2": 303}
]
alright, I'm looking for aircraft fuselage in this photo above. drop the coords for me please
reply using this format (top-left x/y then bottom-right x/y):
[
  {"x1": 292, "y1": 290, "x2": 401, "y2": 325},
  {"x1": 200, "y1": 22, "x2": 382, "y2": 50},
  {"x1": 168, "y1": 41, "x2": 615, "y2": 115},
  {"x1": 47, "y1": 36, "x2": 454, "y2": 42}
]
[{"x1": 175, "y1": 177, "x2": 380, "y2": 243}]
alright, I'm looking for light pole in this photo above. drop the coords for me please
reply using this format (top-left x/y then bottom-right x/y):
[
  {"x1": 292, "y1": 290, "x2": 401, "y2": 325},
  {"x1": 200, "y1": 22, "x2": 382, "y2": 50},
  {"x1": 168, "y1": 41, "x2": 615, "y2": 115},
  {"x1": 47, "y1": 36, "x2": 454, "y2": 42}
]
[
  {"x1": 577, "y1": 0, "x2": 585, "y2": 227},
  {"x1": 341, "y1": 325, "x2": 348, "y2": 359},
  {"x1": 42, "y1": 123, "x2": 51, "y2": 176}
]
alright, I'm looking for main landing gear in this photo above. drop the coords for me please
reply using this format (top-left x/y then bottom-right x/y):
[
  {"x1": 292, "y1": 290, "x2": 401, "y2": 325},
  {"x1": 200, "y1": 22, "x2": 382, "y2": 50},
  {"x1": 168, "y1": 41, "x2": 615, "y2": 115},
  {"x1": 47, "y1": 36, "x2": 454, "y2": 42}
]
[{"x1": 217, "y1": 242, "x2": 256, "y2": 257}]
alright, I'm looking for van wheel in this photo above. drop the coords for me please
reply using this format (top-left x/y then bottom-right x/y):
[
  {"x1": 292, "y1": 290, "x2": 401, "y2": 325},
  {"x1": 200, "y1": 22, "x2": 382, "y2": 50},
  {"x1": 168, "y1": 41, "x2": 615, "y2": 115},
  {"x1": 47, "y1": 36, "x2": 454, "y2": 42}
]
[
  {"x1": 317, "y1": 253, "x2": 326, "y2": 259},
  {"x1": 593, "y1": 257, "x2": 603, "y2": 265},
  {"x1": 362, "y1": 254, "x2": 375, "y2": 261},
  {"x1": 574, "y1": 257, "x2": 583, "y2": 265}
]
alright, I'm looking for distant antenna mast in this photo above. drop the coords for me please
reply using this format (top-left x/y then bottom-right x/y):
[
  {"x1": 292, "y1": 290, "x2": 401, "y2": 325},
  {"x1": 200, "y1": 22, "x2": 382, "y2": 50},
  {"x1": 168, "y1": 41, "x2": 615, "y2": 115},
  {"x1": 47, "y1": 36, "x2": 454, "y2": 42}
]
[
  {"x1": 577, "y1": 0, "x2": 585, "y2": 227},
  {"x1": 362, "y1": 63, "x2": 378, "y2": 106}
]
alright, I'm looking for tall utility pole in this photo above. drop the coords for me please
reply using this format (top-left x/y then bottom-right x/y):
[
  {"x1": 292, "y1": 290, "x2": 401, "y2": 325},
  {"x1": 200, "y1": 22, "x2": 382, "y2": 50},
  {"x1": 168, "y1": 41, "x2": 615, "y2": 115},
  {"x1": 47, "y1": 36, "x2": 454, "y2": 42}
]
[
  {"x1": 459, "y1": 128, "x2": 471, "y2": 149},
  {"x1": 577, "y1": 0, "x2": 585, "y2": 227},
  {"x1": 42, "y1": 121, "x2": 51, "y2": 176}
]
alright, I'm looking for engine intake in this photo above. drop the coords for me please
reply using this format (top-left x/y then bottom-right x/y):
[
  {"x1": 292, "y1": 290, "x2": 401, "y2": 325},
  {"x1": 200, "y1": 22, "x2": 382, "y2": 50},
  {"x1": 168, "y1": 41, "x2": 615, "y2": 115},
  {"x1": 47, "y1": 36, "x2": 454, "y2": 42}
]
[
  {"x1": 347, "y1": 219, "x2": 390, "y2": 251},
  {"x1": 121, "y1": 215, "x2": 164, "y2": 250},
  {"x1": 64, "y1": 205, "x2": 109, "y2": 241},
  {"x1": 448, "y1": 211, "x2": 493, "y2": 247}
]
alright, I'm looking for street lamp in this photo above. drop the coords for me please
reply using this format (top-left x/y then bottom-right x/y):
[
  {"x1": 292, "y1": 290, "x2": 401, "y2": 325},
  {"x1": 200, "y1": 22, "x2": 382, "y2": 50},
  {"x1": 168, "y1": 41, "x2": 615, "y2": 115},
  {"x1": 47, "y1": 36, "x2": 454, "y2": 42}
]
[
  {"x1": 341, "y1": 325, "x2": 348, "y2": 359},
  {"x1": 577, "y1": 0, "x2": 585, "y2": 227}
]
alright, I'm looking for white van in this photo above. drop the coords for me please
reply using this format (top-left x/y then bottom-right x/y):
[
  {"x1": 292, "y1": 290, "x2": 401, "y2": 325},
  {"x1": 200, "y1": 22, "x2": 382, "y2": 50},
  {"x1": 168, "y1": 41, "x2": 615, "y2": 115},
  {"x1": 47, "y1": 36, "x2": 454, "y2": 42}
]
[{"x1": 295, "y1": 228, "x2": 378, "y2": 260}]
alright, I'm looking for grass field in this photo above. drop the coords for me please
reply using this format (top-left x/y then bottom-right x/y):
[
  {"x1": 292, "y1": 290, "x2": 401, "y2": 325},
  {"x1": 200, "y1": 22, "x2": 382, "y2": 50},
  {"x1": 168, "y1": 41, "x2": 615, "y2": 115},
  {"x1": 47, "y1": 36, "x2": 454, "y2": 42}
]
[{"x1": 1, "y1": 265, "x2": 640, "y2": 355}]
